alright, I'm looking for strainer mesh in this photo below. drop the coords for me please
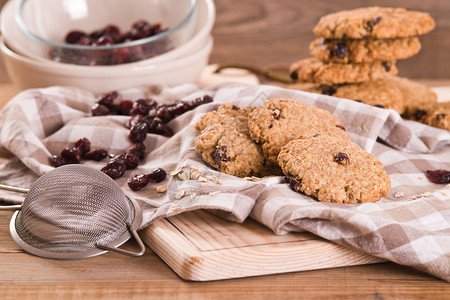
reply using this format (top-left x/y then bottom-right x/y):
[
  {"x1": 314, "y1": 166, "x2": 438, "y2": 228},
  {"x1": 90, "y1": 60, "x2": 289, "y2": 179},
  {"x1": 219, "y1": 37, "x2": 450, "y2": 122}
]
[{"x1": 14, "y1": 165, "x2": 134, "y2": 253}]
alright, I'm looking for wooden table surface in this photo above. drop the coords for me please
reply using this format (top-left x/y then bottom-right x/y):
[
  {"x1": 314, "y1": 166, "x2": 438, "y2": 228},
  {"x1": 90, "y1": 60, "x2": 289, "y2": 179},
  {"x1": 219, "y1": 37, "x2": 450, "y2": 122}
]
[{"x1": 0, "y1": 0, "x2": 450, "y2": 298}]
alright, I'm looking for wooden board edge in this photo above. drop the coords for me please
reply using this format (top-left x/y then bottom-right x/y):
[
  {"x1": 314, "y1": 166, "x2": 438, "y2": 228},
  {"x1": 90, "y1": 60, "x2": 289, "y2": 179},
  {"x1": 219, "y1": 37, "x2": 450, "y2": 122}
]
[{"x1": 140, "y1": 218, "x2": 385, "y2": 281}]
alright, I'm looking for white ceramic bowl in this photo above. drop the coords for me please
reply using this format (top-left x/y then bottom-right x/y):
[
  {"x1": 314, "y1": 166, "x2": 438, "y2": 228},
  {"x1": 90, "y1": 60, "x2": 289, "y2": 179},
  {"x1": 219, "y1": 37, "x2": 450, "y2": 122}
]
[
  {"x1": 0, "y1": 34, "x2": 213, "y2": 93},
  {"x1": 9, "y1": 0, "x2": 197, "y2": 65},
  {"x1": 1, "y1": 0, "x2": 215, "y2": 67}
]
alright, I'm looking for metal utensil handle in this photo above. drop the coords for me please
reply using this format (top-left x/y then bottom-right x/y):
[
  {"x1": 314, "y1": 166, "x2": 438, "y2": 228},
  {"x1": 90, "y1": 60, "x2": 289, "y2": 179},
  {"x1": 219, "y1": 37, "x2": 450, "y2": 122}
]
[
  {"x1": 0, "y1": 184, "x2": 28, "y2": 210},
  {"x1": 96, "y1": 222, "x2": 146, "y2": 257}
]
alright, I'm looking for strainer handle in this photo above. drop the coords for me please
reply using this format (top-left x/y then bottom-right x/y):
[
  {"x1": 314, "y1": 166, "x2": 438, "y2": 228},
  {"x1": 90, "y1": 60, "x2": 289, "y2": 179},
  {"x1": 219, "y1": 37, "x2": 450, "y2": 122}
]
[
  {"x1": 96, "y1": 222, "x2": 146, "y2": 257},
  {"x1": 0, "y1": 184, "x2": 28, "y2": 210}
]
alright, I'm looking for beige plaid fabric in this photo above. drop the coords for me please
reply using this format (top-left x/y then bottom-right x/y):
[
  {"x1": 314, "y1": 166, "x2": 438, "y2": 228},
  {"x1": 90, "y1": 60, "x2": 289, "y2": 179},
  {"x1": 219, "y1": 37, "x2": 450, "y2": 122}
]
[{"x1": 0, "y1": 83, "x2": 449, "y2": 282}]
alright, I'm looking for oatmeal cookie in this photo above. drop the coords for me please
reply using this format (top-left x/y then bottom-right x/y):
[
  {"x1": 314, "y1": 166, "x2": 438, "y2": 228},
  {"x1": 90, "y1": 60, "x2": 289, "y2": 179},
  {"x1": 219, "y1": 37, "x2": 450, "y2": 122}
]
[
  {"x1": 313, "y1": 6, "x2": 435, "y2": 39},
  {"x1": 294, "y1": 78, "x2": 405, "y2": 114},
  {"x1": 289, "y1": 57, "x2": 398, "y2": 84},
  {"x1": 194, "y1": 104, "x2": 277, "y2": 177},
  {"x1": 278, "y1": 134, "x2": 391, "y2": 203},
  {"x1": 385, "y1": 75, "x2": 438, "y2": 119},
  {"x1": 416, "y1": 102, "x2": 450, "y2": 131},
  {"x1": 309, "y1": 37, "x2": 421, "y2": 63},
  {"x1": 247, "y1": 98, "x2": 350, "y2": 164}
]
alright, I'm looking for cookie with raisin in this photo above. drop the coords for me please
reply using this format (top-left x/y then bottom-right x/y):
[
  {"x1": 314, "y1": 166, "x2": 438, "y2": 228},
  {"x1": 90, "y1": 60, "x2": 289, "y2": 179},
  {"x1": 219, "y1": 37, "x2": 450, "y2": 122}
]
[
  {"x1": 247, "y1": 98, "x2": 350, "y2": 164},
  {"x1": 293, "y1": 78, "x2": 405, "y2": 114},
  {"x1": 278, "y1": 134, "x2": 391, "y2": 203},
  {"x1": 289, "y1": 57, "x2": 398, "y2": 85},
  {"x1": 416, "y1": 102, "x2": 450, "y2": 131},
  {"x1": 309, "y1": 37, "x2": 421, "y2": 63},
  {"x1": 313, "y1": 6, "x2": 435, "y2": 39},
  {"x1": 194, "y1": 104, "x2": 279, "y2": 177}
]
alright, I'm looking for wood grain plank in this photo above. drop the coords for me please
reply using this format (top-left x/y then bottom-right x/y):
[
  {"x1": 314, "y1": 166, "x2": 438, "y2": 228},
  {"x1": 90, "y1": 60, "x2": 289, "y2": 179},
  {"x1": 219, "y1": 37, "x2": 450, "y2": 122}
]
[{"x1": 141, "y1": 211, "x2": 385, "y2": 281}]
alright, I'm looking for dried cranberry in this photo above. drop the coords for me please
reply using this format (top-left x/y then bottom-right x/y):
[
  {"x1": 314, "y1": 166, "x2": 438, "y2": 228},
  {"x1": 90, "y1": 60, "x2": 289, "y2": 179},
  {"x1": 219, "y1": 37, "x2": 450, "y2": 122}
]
[
  {"x1": 332, "y1": 43, "x2": 347, "y2": 59},
  {"x1": 50, "y1": 155, "x2": 66, "y2": 167},
  {"x1": 98, "y1": 91, "x2": 118, "y2": 107},
  {"x1": 119, "y1": 100, "x2": 134, "y2": 116},
  {"x1": 334, "y1": 152, "x2": 350, "y2": 165},
  {"x1": 127, "y1": 174, "x2": 150, "y2": 191},
  {"x1": 117, "y1": 153, "x2": 140, "y2": 170},
  {"x1": 130, "y1": 99, "x2": 156, "y2": 116},
  {"x1": 147, "y1": 118, "x2": 173, "y2": 136},
  {"x1": 74, "y1": 137, "x2": 91, "y2": 156},
  {"x1": 147, "y1": 167, "x2": 167, "y2": 182},
  {"x1": 155, "y1": 105, "x2": 172, "y2": 123},
  {"x1": 127, "y1": 168, "x2": 166, "y2": 191},
  {"x1": 103, "y1": 25, "x2": 121, "y2": 42},
  {"x1": 129, "y1": 122, "x2": 149, "y2": 143},
  {"x1": 126, "y1": 114, "x2": 144, "y2": 129},
  {"x1": 91, "y1": 103, "x2": 110, "y2": 116},
  {"x1": 127, "y1": 143, "x2": 146, "y2": 160},
  {"x1": 84, "y1": 149, "x2": 108, "y2": 161},
  {"x1": 93, "y1": 35, "x2": 115, "y2": 46},
  {"x1": 61, "y1": 147, "x2": 82, "y2": 164},
  {"x1": 426, "y1": 170, "x2": 450, "y2": 184},
  {"x1": 101, "y1": 157, "x2": 127, "y2": 179},
  {"x1": 65, "y1": 31, "x2": 86, "y2": 44}
]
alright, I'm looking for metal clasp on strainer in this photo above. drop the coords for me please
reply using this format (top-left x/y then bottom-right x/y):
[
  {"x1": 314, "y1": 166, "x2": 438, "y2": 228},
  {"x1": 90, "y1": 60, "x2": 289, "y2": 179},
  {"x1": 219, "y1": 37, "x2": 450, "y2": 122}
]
[{"x1": 0, "y1": 164, "x2": 146, "y2": 259}]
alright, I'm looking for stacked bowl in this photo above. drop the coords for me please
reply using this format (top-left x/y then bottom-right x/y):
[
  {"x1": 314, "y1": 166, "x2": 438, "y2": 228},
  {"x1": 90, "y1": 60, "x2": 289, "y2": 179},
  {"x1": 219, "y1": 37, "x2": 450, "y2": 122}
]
[{"x1": 0, "y1": 0, "x2": 215, "y2": 93}]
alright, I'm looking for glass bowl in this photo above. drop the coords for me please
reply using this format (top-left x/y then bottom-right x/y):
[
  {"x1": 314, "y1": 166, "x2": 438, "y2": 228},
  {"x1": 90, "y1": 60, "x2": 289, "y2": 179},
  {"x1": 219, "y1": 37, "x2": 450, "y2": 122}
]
[{"x1": 14, "y1": 0, "x2": 197, "y2": 65}]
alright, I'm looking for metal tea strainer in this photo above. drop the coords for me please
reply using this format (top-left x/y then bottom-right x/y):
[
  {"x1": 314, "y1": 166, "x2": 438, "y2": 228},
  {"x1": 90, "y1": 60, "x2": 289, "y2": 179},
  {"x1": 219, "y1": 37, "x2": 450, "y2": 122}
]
[{"x1": 0, "y1": 164, "x2": 145, "y2": 259}]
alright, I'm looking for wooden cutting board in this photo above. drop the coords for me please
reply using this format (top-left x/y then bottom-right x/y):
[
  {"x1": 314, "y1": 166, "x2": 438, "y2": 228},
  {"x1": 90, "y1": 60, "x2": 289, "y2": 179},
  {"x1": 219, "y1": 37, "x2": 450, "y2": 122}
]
[{"x1": 141, "y1": 210, "x2": 385, "y2": 281}]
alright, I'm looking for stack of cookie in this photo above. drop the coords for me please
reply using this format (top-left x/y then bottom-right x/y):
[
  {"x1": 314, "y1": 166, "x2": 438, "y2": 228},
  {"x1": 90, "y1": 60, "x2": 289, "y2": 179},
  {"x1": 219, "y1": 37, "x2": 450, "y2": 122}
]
[
  {"x1": 289, "y1": 6, "x2": 449, "y2": 131},
  {"x1": 194, "y1": 99, "x2": 391, "y2": 204}
]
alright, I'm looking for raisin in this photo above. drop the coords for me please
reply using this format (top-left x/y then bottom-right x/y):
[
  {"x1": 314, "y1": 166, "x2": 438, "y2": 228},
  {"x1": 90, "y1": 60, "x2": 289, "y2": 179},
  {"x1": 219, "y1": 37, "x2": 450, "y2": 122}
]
[
  {"x1": 436, "y1": 113, "x2": 446, "y2": 120},
  {"x1": 126, "y1": 114, "x2": 144, "y2": 129},
  {"x1": 321, "y1": 86, "x2": 337, "y2": 96},
  {"x1": 375, "y1": 104, "x2": 385, "y2": 109},
  {"x1": 336, "y1": 125, "x2": 346, "y2": 131},
  {"x1": 211, "y1": 146, "x2": 231, "y2": 168},
  {"x1": 84, "y1": 149, "x2": 108, "y2": 161},
  {"x1": 414, "y1": 109, "x2": 428, "y2": 120},
  {"x1": 334, "y1": 152, "x2": 350, "y2": 165},
  {"x1": 272, "y1": 109, "x2": 281, "y2": 120},
  {"x1": 289, "y1": 71, "x2": 298, "y2": 81},
  {"x1": 366, "y1": 17, "x2": 381, "y2": 32},
  {"x1": 285, "y1": 176, "x2": 302, "y2": 192},
  {"x1": 426, "y1": 170, "x2": 450, "y2": 184},
  {"x1": 332, "y1": 43, "x2": 347, "y2": 59},
  {"x1": 382, "y1": 62, "x2": 391, "y2": 72}
]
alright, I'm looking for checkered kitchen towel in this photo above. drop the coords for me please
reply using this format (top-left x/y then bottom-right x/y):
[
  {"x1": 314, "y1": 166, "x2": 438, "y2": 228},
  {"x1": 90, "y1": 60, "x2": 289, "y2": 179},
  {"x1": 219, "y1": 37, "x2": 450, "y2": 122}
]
[{"x1": 0, "y1": 83, "x2": 449, "y2": 281}]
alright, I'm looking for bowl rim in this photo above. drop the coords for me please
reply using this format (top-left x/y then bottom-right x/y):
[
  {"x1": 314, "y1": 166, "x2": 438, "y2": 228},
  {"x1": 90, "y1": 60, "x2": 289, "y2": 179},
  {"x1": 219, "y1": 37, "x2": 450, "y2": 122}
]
[
  {"x1": 0, "y1": 33, "x2": 213, "y2": 76},
  {"x1": 14, "y1": 0, "x2": 197, "y2": 50}
]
